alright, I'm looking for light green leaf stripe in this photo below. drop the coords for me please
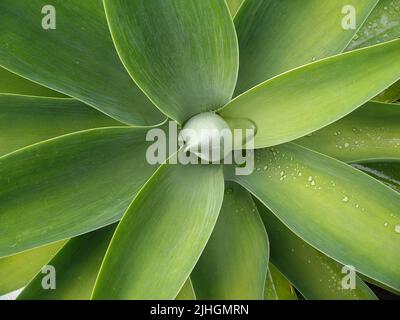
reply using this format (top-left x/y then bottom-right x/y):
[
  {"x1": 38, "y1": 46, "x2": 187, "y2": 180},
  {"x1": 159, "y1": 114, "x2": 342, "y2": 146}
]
[
  {"x1": 0, "y1": 241, "x2": 66, "y2": 296},
  {"x1": 227, "y1": 143, "x2": 400, "y2": 291},
  {"x1": 0, "y1": 94, "x2": 121, "y2": 157},
  {"x1": 220, "y1": 40, "x2": 400, "y2": 149},
  {"x1": 103, "y1": 0, "x2": 238, "y2": 124},
  {"x1": 264, "y1": 263, "x2": 298, "y2": 300},
  {"x1": 18, "y1": 225, "x2": 116, "y2": 300},
  {"x1": 0, "y1": 127, "x2": 160, "y2": 258},
  {"x1": 0, "y1": 67, "x2": 64, "y2": 97},
  {"x1": 0, "y1": 0, "x2": 163, "y2": 125},
  {"x1": 346, "y1": 0, "x2": 400, "y2": 51},
  {"x1": 257, "y1": 200, "x2": 376, "y2": 300},
  {"x1": 296, "y1": 102, "x2": 400, "y2": 163},
  {"x1": 191, "y1": 182, "x2": 269, "y2": 300},
  {"x1": 225, "y1": 0, "x2": 244, "y2": 17},
  {"x1": 176, "y1": 279, "x2": 196, "y2": 300},
  {"x1": 234, "y1": 0, "x2": 378, "y2": 94},
  {"x1": 352, "y1": 161, "x2": 400, "y2": 193},
  {"x1": 92, "y1": 163, "x2": 224, "y2": 299}
]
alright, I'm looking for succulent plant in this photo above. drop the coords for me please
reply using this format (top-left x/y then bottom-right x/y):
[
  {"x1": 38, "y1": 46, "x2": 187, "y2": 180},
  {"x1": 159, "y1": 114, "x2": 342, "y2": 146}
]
[{"x1": 0, "y1": 0, "x2": 399, "y2": 300}]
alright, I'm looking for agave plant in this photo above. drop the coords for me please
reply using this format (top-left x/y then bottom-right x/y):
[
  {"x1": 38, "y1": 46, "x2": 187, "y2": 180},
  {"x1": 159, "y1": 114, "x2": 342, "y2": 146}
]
[{"x1": 0, "y1": 0, "x2": 399, "y2": 300}]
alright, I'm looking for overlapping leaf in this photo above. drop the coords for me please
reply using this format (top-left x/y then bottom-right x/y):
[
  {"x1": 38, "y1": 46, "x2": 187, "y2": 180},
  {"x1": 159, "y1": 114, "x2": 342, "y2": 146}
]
[
  {"x1": 191, "y1": 182, "x2": 269, "y2": 300},
  {"x1": 0, "y1": 0, "x2": 163, "y2": 125},
  {"x1": 0, "y1": 95, "x2": 120, "y2": 157},
  {"x1": 92, "y1": 163, "x2": 224, "y2": 299},
  {"x1": 103, "y1": 0, "x2": 238, "y2": 123},
  {"x1": 296, "y1": 102, "x2": 400, "y2": 162},
  {"x1": 227, "y1": 144, "x2": 400, "y2": 291},
  {"x1": 221, "y1": 40, "x2": 400, "y2": 148},
  {"x1": 0, "y1": 127, "x2": 160, "y2": 257}
]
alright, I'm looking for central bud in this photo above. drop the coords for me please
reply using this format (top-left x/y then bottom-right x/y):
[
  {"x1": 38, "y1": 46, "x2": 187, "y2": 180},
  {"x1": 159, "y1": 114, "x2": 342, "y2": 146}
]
[{"x1": 178, "y1": 112, "x2": 232, "y2": 162}]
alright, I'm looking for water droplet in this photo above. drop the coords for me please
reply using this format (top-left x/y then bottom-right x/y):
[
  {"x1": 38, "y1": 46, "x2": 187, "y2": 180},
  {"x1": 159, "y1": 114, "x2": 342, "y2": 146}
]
[
  {"x1": 308, "y1": 176, "x2": 313, "y2": 182},
  {"x1": 342, "y1": 196, "x2": 349, "y2": 203},
  {"x1": 344, "y1": 143, "x2": 350, "y2": 148},
  {"x1": 395, "y1": 225, "x2": 400, "y2": 234},
  {"x1": 311, "y1": 180, "x2": 316, "y2": 186},
  {"x1": 384, "y1": 222, "x2": 388, "y2": 227},
  {"x1": 298, "y1": 172, "x2": 302, "y2": 177}
]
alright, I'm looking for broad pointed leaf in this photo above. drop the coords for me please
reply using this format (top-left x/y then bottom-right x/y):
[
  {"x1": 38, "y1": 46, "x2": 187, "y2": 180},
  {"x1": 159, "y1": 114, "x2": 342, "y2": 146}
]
[
  {"x1": 0, "y1": 67, "x2": 63, "y2": 97},
  {"x1": 0, "y1": 241, "x2": 66, "y2": 296},
  {"x1": 220, "y1": 40, "x2": 400, "y2": 149},
  {"x1": 227, "y1": 143, "x2": 400, "y2": 291},
  {"x1": 234, "y1": 0, "x2": 378, "y2": 94},
  {"x1": 0, "y1": 127, "x2": 160, "y2": 258},
  {"x1": 296, "y1": 102, "x2": 400, "y2": 162},
  {"x1": 257, "y1": 200, "x2": 376, "y2": 300},
  {"x1": 92, "y1": 163, "x2": 224, "y2": 299},
  {"x1": 103, "y1": 0, "x2": 238, "y2": 124},
  {"x1": 18, "y1": 225, "x2": 115, "y2": 300},
  {"x1": 0, "y1": 95, "x2": 121, "y2": 157},
  {"x1": 346, "y1": 0, "x2": 400, "y2": 51},
  {"x1": 0, "y1": 0, "x2": 163, "y2": 125},
  {"x1": 264, "y1": 264, "x2": 298, "y2": 300},
  {"x1": 191, "y1": 182, "x2": 269, "y2": 300}
]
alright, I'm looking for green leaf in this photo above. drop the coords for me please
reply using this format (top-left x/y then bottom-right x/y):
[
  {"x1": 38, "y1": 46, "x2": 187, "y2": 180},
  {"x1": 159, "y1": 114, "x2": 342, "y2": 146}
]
[
  {"x1": 346, "y1": 0, "x2": 400, "y2": 51},
  {"x1": 0, "y1": 0, "x2": 163, "y2": 125},
  {"x1": 92, "y1": 163, "x2": 224, "y2": 299},
  {"x1": 0, "y1": 241, "x2": 66, "y2": 296},
  {"x1": 191, "y1": 182, "x2": 269, "y2": 300},
  {"x1": 220, "y1": 40, "x2": 400, "y2": 149},
  {"x1": 0, "y1": 127, "x2": 160, "y2": 258},
  {"x1": 103, "y1": 0, "x2": 238, "y2": 124},
  {"x1": 374, "y1": 81, "x2": 400, "y2": 103},
  {"x1": 353, "y1": 161, "x2": 400, "y2": 193},
  {"x1": 257, "y1": 200, "x2": 376, "y2": 300},
  {"x1": 226, "y1": 0, "x2": 244, "y2": 17},
  {"x1": 234, "y1": 0, "x2": 378, "y2": 94},
  {"x1": 264, "y1": 263, "x2": 298, "y2": 300},
  {"x1": 0, "y1": 95, "x2": 121, "y2": 157},
  {"x1": 227, "y1": 143, "x2": 400, "y2": 291},
  {"x1": 18, "y1": 225, "x2": 115, "y2": 300},
  {"x1": 295, "y1": 101, "x2": 400, "y2": 162},
  {"x1": 175, "y1": 279, "x2": 196, "y2": 300},
  {"x1": 0, "y1": 67, "x2": 64, "y2": 97}
]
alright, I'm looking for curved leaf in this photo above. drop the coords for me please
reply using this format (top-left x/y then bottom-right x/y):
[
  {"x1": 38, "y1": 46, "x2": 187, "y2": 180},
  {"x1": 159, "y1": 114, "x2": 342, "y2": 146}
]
[
  {"x1": 0, "y1": 0, "x2": 163, "y2": 125},
  {"x1": 0, "y1": 241, "x2": 66, "y2": 296},
  {"x1": 220, "y1": 40, "x2": 400, "y2": 149},
  {"x1": 0, "y1": 67, "x2": 64, "y2": 97},
  {"x1": 0, "y1": 95, "x2": 121, "y2": 157},
  {"x1": 227, "y1": 143, "x2": 400, "y2": 291},
  {"x1": 347, "y1": 0, "x2": 400, "y2": 51},
  {"x1": 353, "y1": 161, "x2": 400, "y2": 193},
  {"x1": 296, "y1": 101, "x2": 400, "y2": 162},
  {"x1": 92, "y1": 163, "x2": 224, "y2": 299},
  {"x1": 103, "y1": 0, "x2": 238, "y2": 124},
  {"x1": 234, "y1": 0, "x2": 378, "y2": 94},
  {"x1": 191, "y1": 182, "x2": 269, "y2": 300},
  {"x1": 18, "y1": 225, "x2": 115, "y2": 300},
  {"x1": 264, "y1": 264, "x2": 298, "y2": 300},
  {"x1": 257, "y1": 199, "x2": 376, "y2": 300},
  {"x1": 0, "y1": 127, "x2": 160, "y2": 258}
]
